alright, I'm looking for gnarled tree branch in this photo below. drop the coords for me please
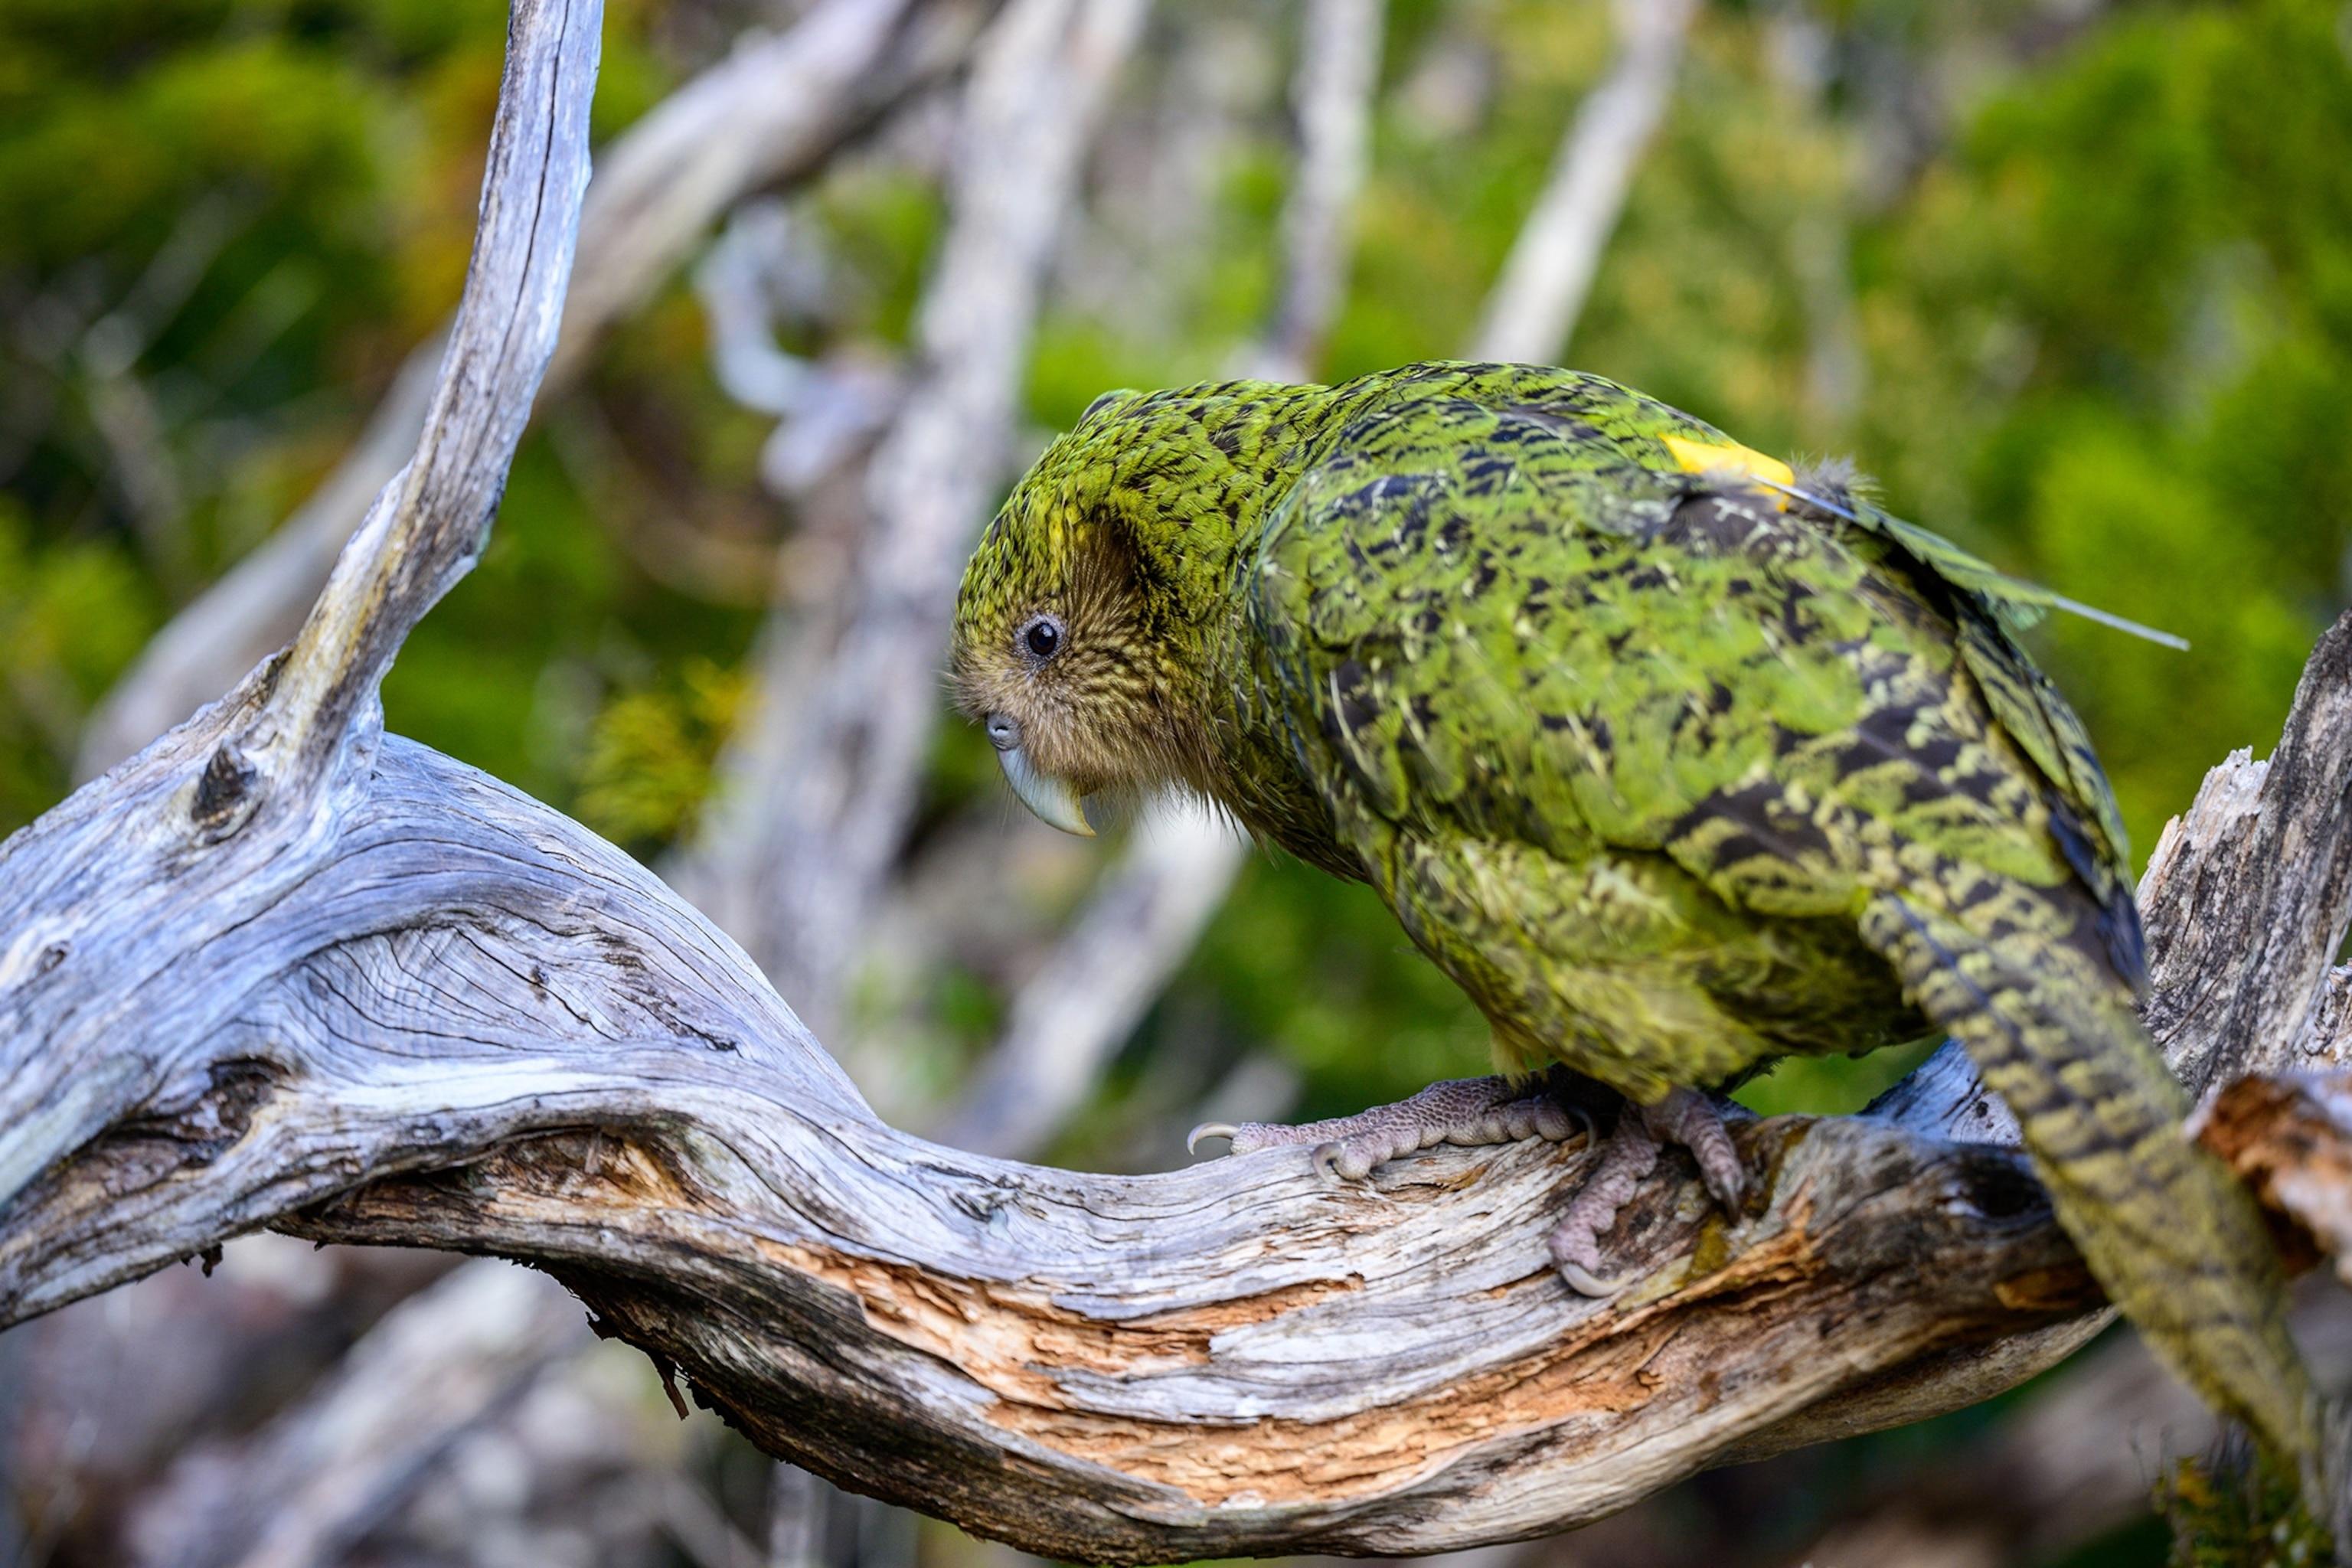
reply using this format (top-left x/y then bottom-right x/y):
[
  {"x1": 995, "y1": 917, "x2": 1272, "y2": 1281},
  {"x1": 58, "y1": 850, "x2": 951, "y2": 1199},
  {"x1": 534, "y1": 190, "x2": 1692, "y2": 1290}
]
[
  {"x1": 4, "y1": 2, "x2": 2350, "y2": 1562},
  {"x1": 6, "y1": 604, "x2": 2348, "y2": 1560}
]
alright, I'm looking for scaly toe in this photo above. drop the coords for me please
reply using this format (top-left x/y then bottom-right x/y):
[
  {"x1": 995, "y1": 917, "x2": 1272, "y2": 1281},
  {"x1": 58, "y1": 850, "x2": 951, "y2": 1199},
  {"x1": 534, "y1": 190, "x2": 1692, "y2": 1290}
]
[
  {"x1": 1501, "y1": 1096, "x2": 1587, "y2": 1145},
  {"x1": 1315, "y1": 1139, "x2": 1380, "y2": 1181},
  {"x1": 1183, "y1": 1076, "x2": 1589, "y2": 1181},
  {"x1": 1645, "y1": 1090, "x2": 1749, "y2": 1210}
]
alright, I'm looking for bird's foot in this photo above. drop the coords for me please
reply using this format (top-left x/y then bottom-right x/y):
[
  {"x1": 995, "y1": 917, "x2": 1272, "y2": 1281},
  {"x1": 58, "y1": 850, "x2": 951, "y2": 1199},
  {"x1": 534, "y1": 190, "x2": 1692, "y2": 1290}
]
[
  {"x1": 1547, "y1": 1087, "x2": 1748, "y2": 1297},
  {"x1": 1187, "y1": 1074, "x2": 1589, "y2": 1181}
]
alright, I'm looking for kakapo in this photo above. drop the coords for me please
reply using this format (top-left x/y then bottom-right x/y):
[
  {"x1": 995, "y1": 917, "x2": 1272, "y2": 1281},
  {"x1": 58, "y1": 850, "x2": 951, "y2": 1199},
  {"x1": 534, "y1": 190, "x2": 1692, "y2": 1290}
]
[{"x1": 949, "y1": 360, "x2": 2320, "y2": 1485}]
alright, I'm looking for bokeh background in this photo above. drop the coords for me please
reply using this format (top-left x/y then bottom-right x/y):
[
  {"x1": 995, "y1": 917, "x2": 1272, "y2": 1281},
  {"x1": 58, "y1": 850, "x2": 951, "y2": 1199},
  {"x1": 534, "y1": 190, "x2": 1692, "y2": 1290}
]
[{"x1": 2, "y1": 0, "x2": 2349, "y2": 1564}]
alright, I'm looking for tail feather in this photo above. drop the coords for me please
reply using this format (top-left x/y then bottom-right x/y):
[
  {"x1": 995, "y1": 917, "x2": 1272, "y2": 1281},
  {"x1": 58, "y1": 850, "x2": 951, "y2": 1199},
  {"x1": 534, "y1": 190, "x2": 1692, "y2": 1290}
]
[{"x1": 1859, "y1": 890, "x2": 2323, "y2": 1488}]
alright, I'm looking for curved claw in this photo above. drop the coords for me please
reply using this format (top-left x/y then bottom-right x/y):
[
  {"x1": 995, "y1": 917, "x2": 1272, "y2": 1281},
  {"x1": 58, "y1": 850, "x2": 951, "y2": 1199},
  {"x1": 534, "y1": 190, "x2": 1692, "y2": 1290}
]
[
  {"x1": 1185, "y1": 1122, "x2": 1238, "y2": 1157},
  {"x1": 1555, "y1": 1260, "x2": 1630, "y2": 1298}
]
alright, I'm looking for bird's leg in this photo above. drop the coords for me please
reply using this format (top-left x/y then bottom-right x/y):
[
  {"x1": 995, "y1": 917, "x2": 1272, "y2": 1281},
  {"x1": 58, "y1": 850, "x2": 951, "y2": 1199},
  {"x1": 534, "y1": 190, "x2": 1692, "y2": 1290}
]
[
  {"x1": 1547, "y1": 1087, "x2": 1747, "y2": 1297},
  {"x1": 1188, "y1": 1073, "x2": 1589, "y2": 1181}
]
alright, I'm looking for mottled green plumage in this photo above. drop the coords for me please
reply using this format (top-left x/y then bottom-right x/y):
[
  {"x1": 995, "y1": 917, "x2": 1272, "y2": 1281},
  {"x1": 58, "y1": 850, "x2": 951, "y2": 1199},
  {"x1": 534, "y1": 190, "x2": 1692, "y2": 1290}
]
[{"x1": 952, "y1": 361, "x2": 2318, "y2": 1476}]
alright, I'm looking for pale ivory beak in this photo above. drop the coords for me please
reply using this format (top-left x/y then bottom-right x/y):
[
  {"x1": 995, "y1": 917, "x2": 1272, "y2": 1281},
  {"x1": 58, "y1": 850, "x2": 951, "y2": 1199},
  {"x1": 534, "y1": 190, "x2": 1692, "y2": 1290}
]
[{"x1": 987, "y1": 716, "x2": 1094, "y2": 837}]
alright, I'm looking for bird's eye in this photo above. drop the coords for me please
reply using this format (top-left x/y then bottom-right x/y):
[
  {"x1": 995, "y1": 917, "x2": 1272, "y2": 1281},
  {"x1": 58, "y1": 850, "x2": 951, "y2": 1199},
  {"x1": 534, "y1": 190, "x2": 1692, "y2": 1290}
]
[{"x1": 1019, "y1": 613, "x2": 1064, "y2": 663}]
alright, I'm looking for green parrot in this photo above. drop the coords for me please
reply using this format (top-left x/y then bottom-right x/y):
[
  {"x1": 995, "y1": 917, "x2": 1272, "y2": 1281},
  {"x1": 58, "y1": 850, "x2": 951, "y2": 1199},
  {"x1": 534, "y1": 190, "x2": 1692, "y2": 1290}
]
[{"x1": 949, "y1": 360, "x2": 2321, "y2": 1484}]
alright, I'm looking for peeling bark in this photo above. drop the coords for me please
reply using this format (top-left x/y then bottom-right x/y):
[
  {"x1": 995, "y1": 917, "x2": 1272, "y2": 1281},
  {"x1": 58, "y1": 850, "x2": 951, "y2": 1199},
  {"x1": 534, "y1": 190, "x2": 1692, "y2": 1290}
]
[{"x1": 2197, "y1": 1053, "x2": 2352, "y2": 1285}]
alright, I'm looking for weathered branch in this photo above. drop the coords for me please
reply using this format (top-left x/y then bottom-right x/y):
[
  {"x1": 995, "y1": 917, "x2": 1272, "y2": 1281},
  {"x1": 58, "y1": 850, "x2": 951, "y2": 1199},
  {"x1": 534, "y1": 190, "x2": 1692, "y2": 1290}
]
[
  {"x1": 2141, "y1": 624, "x2": 2352, "y2": 1097},
  {"x1": 263, "y1": 4, "x2": 596, "y2": 768},
  {"x1": 0, "y1": 699, "x2": 2102, "y2": 1554},
  {"x1": 0, "y1": 0, "x2": 602, "y2": 1227},
  {"x1": 5, "y1": 0, "x2": 2350, "y2": 1556},
  {"x1": 76, "y1": 0, "x2": 990, "y2": 778},
  {"x1": 944, "y1": 0, "x2": 1383, "y2": 1160},
  {"x1": 674, "y1": 0, "x2": 1151, "y2": 1025},
  {"x1": 1468, "y1": 0, "x2": 1697, "y2": 364},
  {"x1": 126, "y1": 1259, "x2": 587, "y2": 1568},
  {"x1": 5, "y1": 600, "x2": 2347, "y2": 1560}
]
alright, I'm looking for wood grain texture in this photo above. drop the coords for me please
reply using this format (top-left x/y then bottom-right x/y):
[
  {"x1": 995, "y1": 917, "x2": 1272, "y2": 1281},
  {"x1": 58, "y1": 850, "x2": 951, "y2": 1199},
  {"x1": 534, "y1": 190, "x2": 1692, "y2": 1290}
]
[
  {"x1": 2141, "y1": 622, "x2": 2352, "y2": 1098},
  {"x1": 2, "y1": 0, "x2": 2348, "y2": 1554},
  {"x1": 5, "y1": 645, "x2": 2346, "y2": 1560},
  {"x1": 0, "y1": 723, "x2": 2107, "y2": 1555}
]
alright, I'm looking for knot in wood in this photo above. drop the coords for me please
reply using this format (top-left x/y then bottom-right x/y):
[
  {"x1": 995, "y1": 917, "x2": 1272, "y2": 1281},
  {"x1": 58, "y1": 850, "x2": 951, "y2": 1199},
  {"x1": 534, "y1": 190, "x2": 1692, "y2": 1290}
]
[{"x1": 191, "y1": 743, "x2": 260, "y2": 839}]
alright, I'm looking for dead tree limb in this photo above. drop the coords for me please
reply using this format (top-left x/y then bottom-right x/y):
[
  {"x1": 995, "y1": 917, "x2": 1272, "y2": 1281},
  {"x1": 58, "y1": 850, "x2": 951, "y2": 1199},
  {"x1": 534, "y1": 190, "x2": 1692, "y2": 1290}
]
[
  {"x1": 125, "y1": 1260, "x2": 588, "y2": 1568},
  {"x1": 942, "y1": 0, "x2": 1383, "y2": 1161},
  {"x1": 672, "y1": 0, "x2": 1151, "y2": 1027},
  {"x1": 1468, "y1": 0, "x2": 1697, "y2": 364},
  {"x1": 4, "y1": 2, "x2": 2350, "y2": 1560},
  {"x1": 6, "y1": 562, "x2": 2348, "y2": 1563},
  {"x1": 75, "y1": 0, "x2": 992, "y2": 779},
  {"x1": 0, "y1": 0, "x2": 603, "y2": 1300},
  {"x1": 2141, "y1": 622, "x2": 2352, "y2": 1096}
]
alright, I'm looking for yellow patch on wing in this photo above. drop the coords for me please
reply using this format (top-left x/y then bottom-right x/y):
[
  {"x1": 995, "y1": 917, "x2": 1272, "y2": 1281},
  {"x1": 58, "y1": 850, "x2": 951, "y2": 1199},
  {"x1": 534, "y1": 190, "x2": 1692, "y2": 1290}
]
[{"x1": 1664, "y1": 436, "x2": 1796, "y2": 508}]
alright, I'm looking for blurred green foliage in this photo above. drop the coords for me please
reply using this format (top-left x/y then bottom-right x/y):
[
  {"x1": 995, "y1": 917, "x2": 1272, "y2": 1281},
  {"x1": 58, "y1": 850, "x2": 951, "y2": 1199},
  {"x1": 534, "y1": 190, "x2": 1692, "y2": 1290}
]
[
  {"x1": 576, "y1": 655, "x2": 744, "y2": 852},
  {"x1": 2, "y1": 0, "x2": 2347, "y2": 1207},
  {"x1": 0, "y1": 498, "x2": 149, "y2": 815}
]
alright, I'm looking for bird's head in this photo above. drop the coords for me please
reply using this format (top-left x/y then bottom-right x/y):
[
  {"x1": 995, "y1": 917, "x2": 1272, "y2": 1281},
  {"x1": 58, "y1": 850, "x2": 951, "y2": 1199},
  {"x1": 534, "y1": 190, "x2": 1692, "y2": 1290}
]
[{"x1": 951, "y1": 380, "x2": 1323, "y2": 835}]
